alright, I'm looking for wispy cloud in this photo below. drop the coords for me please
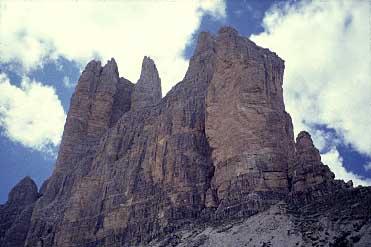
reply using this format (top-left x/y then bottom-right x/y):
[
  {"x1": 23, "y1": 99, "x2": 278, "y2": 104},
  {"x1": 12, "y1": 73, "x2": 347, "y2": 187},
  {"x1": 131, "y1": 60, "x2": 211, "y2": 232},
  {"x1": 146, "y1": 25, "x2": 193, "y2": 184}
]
[
  {"x1": 251, "y1": 0, "x2": 370, "y2": 184},
  {"x1": 0, "y1": 73, "x2": 66, "y2": 154},
  {"x1": 62, "y1": 76, "x2": 75, "y2": 89}
]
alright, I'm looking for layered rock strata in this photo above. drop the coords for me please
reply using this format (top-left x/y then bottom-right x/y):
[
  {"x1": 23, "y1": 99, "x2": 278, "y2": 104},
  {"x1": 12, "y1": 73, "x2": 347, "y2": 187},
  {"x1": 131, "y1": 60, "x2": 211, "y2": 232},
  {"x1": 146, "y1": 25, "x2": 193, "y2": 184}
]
[{"x1": 1, "y1": 27, "x2": 370, "y2": 247}]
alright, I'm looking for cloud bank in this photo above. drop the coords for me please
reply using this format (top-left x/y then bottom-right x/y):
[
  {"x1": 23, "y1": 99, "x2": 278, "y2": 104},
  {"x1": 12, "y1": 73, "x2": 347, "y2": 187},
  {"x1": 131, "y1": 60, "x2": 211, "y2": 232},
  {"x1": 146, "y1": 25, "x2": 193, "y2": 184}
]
[
  {"x1": 0, "y1": 73, "x2": 66, "y2": 154},
  {"x1": 251, "y1": 0, "x2": 370, "y2": 185},
  {"x1": 0, "y1": 0, "x2": 226, "y2": 94}
]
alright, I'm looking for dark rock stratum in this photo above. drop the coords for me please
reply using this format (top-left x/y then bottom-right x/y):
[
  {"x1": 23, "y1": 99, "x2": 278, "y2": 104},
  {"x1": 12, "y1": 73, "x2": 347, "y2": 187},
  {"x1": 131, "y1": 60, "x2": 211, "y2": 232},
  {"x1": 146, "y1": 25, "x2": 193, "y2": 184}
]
[{"x1": 1, "y1": 27, "x2": 370, "y2": 247}]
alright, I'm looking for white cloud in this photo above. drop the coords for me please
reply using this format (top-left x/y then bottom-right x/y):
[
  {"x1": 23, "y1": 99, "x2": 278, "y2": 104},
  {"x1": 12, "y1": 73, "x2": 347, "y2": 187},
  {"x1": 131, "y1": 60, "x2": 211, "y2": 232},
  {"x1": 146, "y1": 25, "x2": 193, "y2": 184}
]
[
  {"x1": 322, "y1": 147, "x2": 371, "y2": 186},
  {"x1": 0, "y1": 0, "x2": 226, "y2": 94},
  {"x1": 0, "y1": 73, "x2": 66, "y2": 154},
  {"x1": 310, "y1": 128, "x2": 340, "y2": 152},
  {"x1": 250, "y1": 0, "x2": 370, "y2": 184}
]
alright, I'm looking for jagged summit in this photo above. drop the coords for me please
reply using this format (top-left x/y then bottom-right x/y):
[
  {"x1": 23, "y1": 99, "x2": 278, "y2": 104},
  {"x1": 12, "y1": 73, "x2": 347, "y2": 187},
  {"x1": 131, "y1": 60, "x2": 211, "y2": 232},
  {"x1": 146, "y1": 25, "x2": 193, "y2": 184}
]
[
  {"x1": 101, "y1": 57, "x2": 119, "y2": 77},
  {"x1": 193, "y1": 31, "x2": 215, "y2": 56},
  {"x1": 131, "y1": 56, "x2": 162, "y2": 110},
  {"x1": 296, "y1": 130, "x2": 313, "y2": 143},
  {"x1": 1, "y1": 26, "x2": 370, "y2": 247},
  {"x1": 218, "y1": 25, "x2": 239, "y2": 36}
]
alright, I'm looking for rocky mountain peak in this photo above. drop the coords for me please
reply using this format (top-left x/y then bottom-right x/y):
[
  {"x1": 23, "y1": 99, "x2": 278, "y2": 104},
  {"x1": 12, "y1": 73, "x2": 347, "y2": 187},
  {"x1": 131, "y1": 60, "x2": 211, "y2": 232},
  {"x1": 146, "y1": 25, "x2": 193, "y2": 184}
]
[
  {"x1": 7, "y1": 176, "x2": 38, "y2": 205},
  {"x1": 291, "y1": 131, "x2": 335, "y2": 192},
  {"x1": 0, "y1": 177, "x2": 38, "y2": 247},
  {"x1": 194, "y1": 31, "x2": 215, "y2": 56},
  {"x1": 218, "y1": 25, "x2": 239, "y2": 36},
  {"x1": 101, "y1": 57, "x2": 119, "y2": 77},
  {"x1": 141, "y1": 55, "x2": 156, "y2": 70},
  {"x1": 131, "y1": 56, "x2": 162, "y2": 110},
  {"x1": 296, "y1": 130, "x2": 314, "y2": 149},
  {"x1": 1, "y1": 26, "x2": 370, "y2": 247},
  {"x1": 139, "y1": 56, "x2": 160, "y2": 86},
  {"x1": 84, "y1": 59, "x2": 102, "y2": 72},
  {"x1": 294, "y1": 130, "x2": 321, "y2": 160}
]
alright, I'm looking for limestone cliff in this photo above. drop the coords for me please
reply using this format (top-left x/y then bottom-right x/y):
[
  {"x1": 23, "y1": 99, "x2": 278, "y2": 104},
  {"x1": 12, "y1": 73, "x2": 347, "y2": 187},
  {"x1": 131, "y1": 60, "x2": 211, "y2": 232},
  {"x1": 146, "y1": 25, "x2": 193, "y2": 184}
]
[{"x1": 1, "y1": 27, "x2": 370, "y2": 247}]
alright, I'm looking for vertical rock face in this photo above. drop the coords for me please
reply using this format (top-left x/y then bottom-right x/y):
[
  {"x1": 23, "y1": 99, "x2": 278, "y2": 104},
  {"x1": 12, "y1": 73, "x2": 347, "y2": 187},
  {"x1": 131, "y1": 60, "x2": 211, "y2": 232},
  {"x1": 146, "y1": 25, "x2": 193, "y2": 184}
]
[
  {"x1": 50, "y1": 33, "x2": 216, "y2": 247},
  {"x1": 23, "y1": 58, "x2": 134, "y2": 247},
  {"x1": 1, "y1": 26, "x2": 370, "y2": 247},
  {"x1": 0, "y1": 177, "x2": 38, "y2": 247},
  {"x1": 54, "y1": 58, "x2": 133, "y2": 175},
  {"x1": 205, "y1": 27, "x2": 295, "y2": 215},
  {"x1": 131, "y1": 56, "x2": 162, "y2": 110}
]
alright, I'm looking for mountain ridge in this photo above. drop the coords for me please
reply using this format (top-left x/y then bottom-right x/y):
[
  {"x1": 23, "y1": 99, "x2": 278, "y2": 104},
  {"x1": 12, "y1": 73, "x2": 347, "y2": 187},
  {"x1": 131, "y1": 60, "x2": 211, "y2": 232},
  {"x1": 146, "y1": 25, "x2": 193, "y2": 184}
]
[{"x1": 1, "y1": 26, "x2": 370, "y2": 247}]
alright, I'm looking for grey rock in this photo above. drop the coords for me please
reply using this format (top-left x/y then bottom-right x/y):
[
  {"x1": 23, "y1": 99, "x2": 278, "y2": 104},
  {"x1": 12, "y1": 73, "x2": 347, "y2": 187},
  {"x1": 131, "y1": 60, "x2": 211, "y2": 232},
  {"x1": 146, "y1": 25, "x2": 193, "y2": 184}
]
[
  {"x1": 0, "y1": 177, "x2": 38, "y2": 247},
  {"x1": 131, "y1": 56, "x2": 162, "y2": 110}
]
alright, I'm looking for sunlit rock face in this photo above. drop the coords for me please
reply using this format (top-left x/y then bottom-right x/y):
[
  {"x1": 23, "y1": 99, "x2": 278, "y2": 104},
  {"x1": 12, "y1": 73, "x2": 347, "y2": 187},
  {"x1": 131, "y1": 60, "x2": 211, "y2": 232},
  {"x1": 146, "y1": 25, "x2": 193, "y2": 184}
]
[
  {"x1": 205, "y1": 27, "x2": 295, "y2": 217},
  {"x1": 1, "y1": 27, "x2": 370, "y2": 247}
]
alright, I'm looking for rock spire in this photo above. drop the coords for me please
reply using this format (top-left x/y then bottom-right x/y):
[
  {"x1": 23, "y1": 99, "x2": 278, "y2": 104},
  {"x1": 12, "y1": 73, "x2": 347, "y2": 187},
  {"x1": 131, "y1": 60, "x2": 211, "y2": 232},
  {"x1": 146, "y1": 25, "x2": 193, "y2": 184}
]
[
  {"x1": 1, "y1": 27, "x2": 370, "y2": 247},
  {"x1": 131, "y1": 56, "x2": 162, "y2": 110}
]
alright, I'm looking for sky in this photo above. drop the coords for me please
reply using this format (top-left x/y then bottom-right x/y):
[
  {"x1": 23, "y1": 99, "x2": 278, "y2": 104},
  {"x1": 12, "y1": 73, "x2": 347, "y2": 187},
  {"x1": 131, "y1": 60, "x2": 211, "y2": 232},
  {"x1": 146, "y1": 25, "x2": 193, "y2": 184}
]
[{"x1": 0, "y1": 0, "x2": 370, "y2": 203}]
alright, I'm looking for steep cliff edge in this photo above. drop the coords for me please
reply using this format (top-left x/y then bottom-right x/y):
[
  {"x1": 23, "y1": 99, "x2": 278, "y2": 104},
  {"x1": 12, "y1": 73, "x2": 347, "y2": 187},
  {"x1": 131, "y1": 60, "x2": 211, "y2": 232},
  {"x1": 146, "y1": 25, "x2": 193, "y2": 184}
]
[
  {"x1": 1, "y1": 27, "x2": 370, "y2": 247},
  {"x1": 205, "y1": 27, "x2": 295, "y2": 216}
]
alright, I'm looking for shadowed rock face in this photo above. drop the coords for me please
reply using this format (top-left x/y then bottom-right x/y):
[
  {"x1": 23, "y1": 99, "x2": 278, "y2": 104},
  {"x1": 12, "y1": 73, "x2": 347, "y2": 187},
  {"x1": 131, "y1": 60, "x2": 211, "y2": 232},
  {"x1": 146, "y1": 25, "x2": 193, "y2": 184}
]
[
  {"x1": 23, "y1": 57, "x2": 135, "y2": 247},
  {"x1": 1, "y1": 26, "x2": 370, "y2": 247},
  {"x1": 0, "y1": 177, "x2": 38, "y2": 247},
  {"x1": 290, "y1": 131, "x2": 335, "y2": 192}
]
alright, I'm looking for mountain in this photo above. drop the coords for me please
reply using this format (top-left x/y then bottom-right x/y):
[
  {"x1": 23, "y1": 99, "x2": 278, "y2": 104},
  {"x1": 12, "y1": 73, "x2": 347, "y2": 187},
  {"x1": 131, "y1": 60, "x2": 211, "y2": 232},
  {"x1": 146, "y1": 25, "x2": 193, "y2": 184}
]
[{"x1": 1, "y1": 26, "x2": 370, "y2": 247}]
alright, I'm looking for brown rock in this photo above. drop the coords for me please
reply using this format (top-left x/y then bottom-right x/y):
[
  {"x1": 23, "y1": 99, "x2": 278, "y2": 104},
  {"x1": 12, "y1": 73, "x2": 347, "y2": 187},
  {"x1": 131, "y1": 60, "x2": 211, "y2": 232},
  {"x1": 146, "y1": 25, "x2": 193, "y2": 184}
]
[
  {"x1": 205, "y1": 26, "x2": 295, "y2": 216},
  {"x1": 290, "y1": 131, "x2": 335, "y2": 192},
  {"x1": 1, "y1": 26, "x2": 370, "y2": 247},
  {"x1": 24, "y1": 58, "x2": 134, "y2": 246},
  {"x1": 50, "y1": 33, "x2": 215, "y2": 247}
]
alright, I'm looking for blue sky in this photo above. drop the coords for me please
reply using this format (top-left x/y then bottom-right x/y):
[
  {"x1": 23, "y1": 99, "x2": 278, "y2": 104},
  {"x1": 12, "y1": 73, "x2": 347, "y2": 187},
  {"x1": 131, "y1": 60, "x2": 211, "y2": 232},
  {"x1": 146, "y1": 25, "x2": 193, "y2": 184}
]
[{"x1": 0, "y1": 0, "x2": 370, "y2": 203}]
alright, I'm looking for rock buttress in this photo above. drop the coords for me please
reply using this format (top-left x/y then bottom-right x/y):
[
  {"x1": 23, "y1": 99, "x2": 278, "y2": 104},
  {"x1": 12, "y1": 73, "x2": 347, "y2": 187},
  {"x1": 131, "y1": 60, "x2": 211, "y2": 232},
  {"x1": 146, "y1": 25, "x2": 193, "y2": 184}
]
[
  {"x1": 24, "y1": 59, "x2": 134, "y2": 247},
  {"x1": 205, "y1": 27, "x2": 295, "y2": 216},
  {"x1": 47, "y1": 32, "x2": 217, "y2": 247}
]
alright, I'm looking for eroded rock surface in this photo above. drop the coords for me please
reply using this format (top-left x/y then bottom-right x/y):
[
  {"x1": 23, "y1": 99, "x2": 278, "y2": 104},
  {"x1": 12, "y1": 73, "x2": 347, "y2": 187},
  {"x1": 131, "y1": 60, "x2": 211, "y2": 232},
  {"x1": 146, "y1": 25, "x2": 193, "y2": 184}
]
[
  {"x1": 1, "y1": 26, "x2": 370, "y2": 247},
  {"x1": 0, "y1": 177, "x2": 38, "y2": 247},
  {"x1": 205, "y1": 27, "x2": 295, "y2": 217},
  {"x1": 24, "y1": 58, "x2": 134, "y2": 247}
]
